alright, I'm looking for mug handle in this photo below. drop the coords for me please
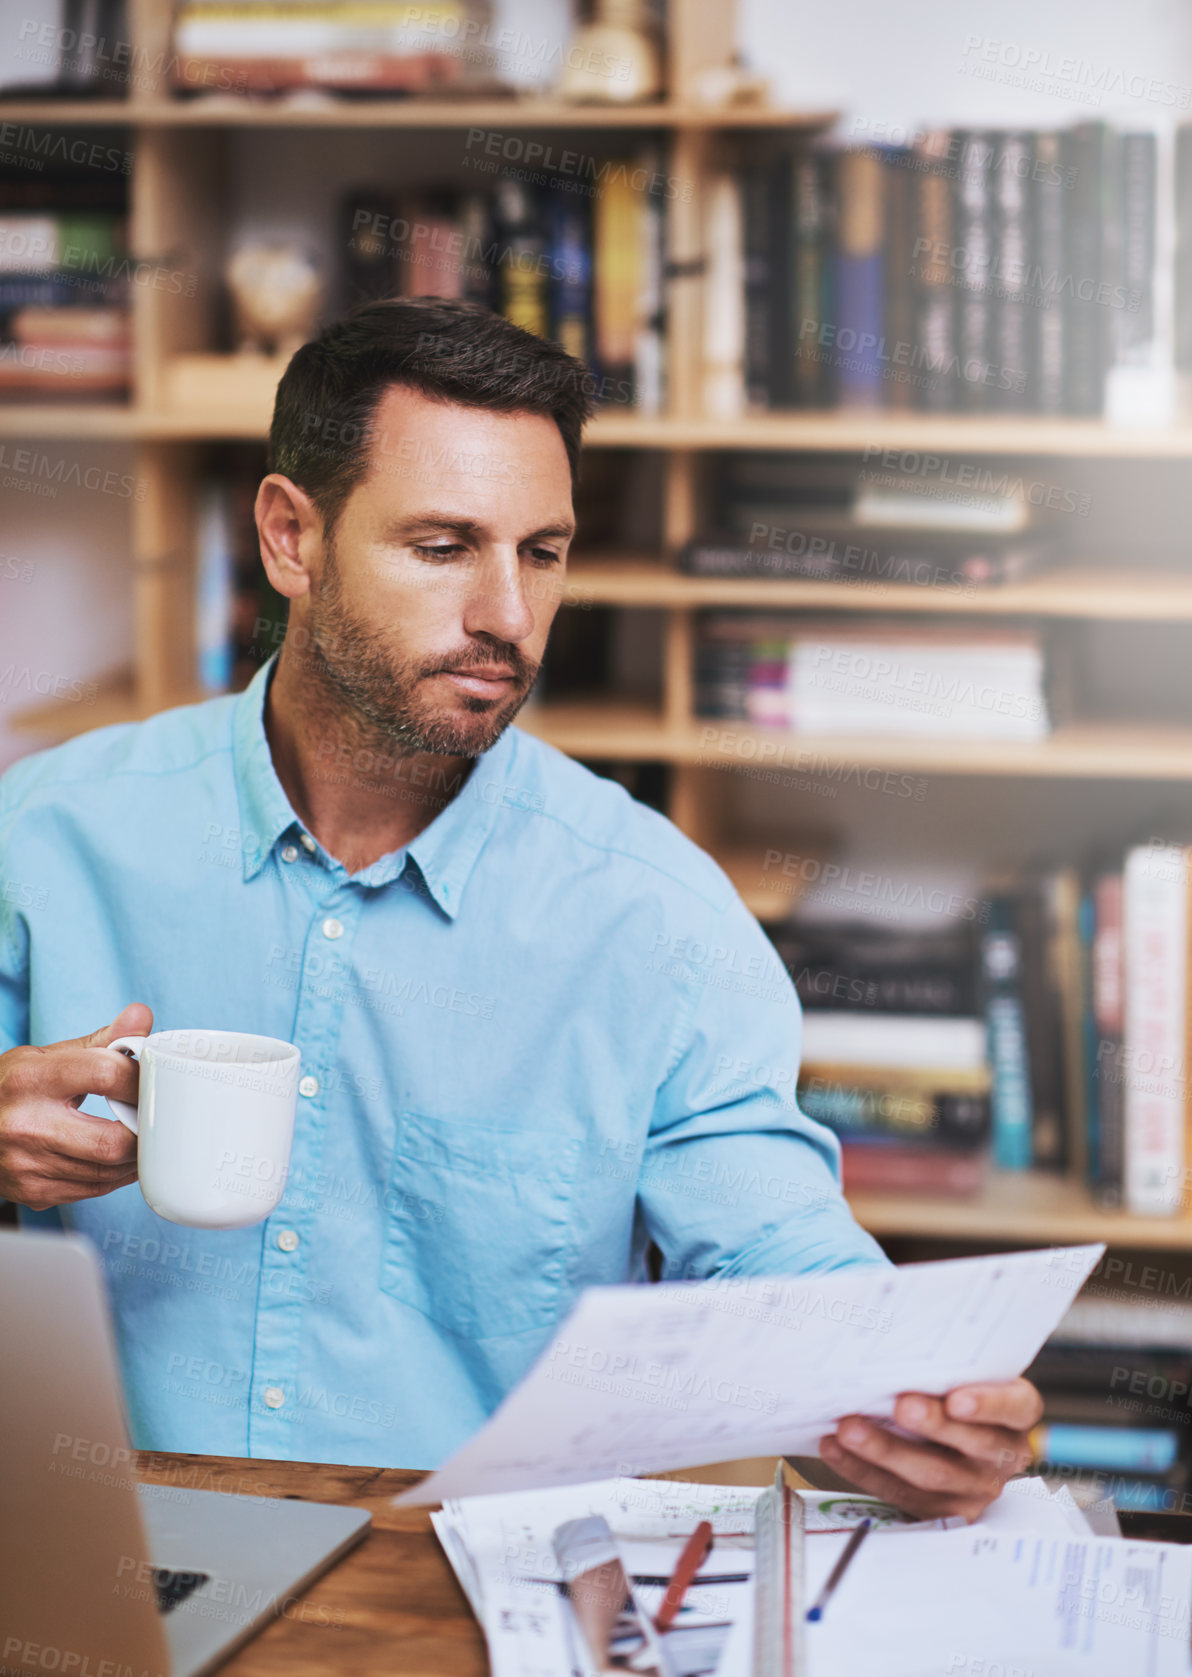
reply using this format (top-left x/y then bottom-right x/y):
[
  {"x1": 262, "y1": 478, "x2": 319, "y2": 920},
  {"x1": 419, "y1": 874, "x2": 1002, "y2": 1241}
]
[{"x1": 103, "y1": 1034, "x2": 147, "y2": 1135}]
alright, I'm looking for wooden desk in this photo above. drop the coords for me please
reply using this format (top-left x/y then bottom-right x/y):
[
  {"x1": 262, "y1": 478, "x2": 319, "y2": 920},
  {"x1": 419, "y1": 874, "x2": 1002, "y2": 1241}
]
[
  {"x1": 136, "y1": 1451, "x2": 487, "y2": 1677},
  {"x1": 135, "y1": 1451, "x2": 791, "y2": 1676}
]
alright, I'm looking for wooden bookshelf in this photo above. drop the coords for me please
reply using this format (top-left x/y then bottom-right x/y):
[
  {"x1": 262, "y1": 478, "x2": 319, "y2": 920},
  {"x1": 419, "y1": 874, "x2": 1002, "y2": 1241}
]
[
  {"x1": 847, "y1": 1171, "x2": 1192, "y2": 1251},
  {"x1": 7, "y1": 0, "x2": 1192, "y2": 1256},
  {"x1": 567, "y1": 557, "x2": 1192, "y2": 621},
  {"x1": 0, "y1": 98, "x2": 839, "y2": 130}
]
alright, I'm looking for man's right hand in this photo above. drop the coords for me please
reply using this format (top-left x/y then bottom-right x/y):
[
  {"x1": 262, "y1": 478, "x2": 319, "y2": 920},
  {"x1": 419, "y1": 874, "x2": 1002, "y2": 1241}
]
[{"x1": 0, "y1": 1003, "x2": 152, "y2": 1211}]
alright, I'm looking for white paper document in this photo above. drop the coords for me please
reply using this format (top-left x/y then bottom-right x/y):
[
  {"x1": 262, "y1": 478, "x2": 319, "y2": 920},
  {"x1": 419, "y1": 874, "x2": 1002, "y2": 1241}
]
[
  {"x1": 432, "y1": 1477, "x2": 764, "y2": 1677},
  {"x1": 399, "y1": 1244, "x2": 1103, "y2": 1505},
  {"x1": 801, "y1": 1525, "x2": 1192, "y2": 1677}
]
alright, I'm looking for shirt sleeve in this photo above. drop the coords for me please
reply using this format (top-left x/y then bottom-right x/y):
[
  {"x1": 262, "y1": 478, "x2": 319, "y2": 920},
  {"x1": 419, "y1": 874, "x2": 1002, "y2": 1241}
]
[
  {"x1": 0, "y1": 771, "x2": 31, "y2": 1058},
  {"x1": 641, "y1": 889, "x2": 890, "y2": 1281}
]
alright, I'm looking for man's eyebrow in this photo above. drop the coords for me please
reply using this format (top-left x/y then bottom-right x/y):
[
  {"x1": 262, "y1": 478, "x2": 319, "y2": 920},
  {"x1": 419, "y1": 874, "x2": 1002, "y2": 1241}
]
[{"x1": 381, "y1": 514, "x2": 576, "y2": 541}]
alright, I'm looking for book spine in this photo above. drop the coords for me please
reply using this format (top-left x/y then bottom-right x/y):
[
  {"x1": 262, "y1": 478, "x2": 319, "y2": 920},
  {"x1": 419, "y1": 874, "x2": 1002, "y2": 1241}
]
[
  {"x1": 1123, "y1": 844, "x2": 1188, "y2": 1214},
  {"x1": 790, "y1": 149, "x2": 829, "y2": 407},
  {"x1": 741, "y1": 160, "x2": 774, "y2": 409},
  {"x1": 1092, "y1": 871, "x2": 1125, "y2": 1205},
  {"x1": 1050, "y1": 868, "x2": 1089, "y2": 1186},
  {"x1": 833, "y1": 148, "x2": 885, "y2": 407},
  {"x1": 635, "y1": 150, "x2": 665, "y2": 416},
  {"x1": 700, "y1": 170, "x2": 745, "y2": 418},
  {"x1": 1063, "y1": 123, "x2": 1108, "y2": 415},
  {"x1": 953, "y1": 131, "x2": 996, "y2": 411},
  {"x1": 546, "y1": 193, "x2": 592, "y2": 367},
  {"x1": 1119, "y1": 134, "x2": 1157, "y2": 363},
  {"x1": 1032, "y1": 131, "x2": 1067, "y2": 414},
  {"x1": 991, "y1": 131, "x2": 1033, "y2": 412},
  {"x1": 882, "y1": 151, "x2": 915, "y2": 411},
  {"x1": 912, "y1": 131, "x2": 957, "y2": 412},
  {"x1": 982, "y1": 896, "x2": 1034, "y2": 1170}
]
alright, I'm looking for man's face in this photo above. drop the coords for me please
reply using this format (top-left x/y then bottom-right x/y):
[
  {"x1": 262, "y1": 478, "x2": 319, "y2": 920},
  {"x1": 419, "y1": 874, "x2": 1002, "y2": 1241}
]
[{"x1": 292, "y1": 385, "x2": 575, "y2": 756}]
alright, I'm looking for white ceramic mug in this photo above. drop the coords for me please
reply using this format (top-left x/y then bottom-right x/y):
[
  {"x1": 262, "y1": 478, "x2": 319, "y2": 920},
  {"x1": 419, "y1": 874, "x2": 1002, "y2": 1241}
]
[{"x1": 101, "y1": 1029, "x2": 301, "y2": 1229}]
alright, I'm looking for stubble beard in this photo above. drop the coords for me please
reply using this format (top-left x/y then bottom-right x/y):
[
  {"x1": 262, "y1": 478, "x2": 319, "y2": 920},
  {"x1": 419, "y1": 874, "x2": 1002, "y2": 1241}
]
[{"x1": 300, "y1": 534, "x2": 540, "y2": 758}]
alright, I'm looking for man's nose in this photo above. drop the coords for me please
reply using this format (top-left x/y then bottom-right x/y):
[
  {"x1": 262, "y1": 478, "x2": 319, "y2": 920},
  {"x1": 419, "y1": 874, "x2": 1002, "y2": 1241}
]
[{"x1": 464, "y1": 555, "x2": 537, "y2": 645}]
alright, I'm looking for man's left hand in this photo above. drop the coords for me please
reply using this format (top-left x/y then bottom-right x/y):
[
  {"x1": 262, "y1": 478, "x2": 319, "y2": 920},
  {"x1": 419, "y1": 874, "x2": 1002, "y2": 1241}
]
[{"x1": 819, "y1": 1377, "x2": 1044, "y2": 1522}]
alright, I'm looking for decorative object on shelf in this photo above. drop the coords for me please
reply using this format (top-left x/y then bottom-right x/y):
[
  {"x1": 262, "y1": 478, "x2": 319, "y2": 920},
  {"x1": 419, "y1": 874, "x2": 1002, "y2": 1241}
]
[
  {"x1": 225, "y1": 242, "x2": 323, "y2": 357},
  {"x1": 556, "y1": 0, "x2": 662, "y2": 104}
]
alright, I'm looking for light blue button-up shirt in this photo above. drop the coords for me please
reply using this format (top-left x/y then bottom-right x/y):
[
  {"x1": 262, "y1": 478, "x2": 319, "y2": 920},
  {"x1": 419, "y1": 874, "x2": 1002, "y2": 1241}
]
[{"x1": 0, "y1": 655, "x2": 887, "y2": 1467}]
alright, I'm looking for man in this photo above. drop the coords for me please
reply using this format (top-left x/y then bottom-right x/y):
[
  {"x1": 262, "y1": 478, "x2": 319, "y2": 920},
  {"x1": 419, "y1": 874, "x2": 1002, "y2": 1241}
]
[{"x1": 0, "y1": 298, "x2": 1039, "y2": 1513}]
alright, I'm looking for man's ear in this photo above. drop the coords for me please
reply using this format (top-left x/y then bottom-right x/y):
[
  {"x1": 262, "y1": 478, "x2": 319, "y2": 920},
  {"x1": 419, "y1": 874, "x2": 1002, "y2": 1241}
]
[{"x1": 255, "y1": 474, "x2": 324, "y2": 600}]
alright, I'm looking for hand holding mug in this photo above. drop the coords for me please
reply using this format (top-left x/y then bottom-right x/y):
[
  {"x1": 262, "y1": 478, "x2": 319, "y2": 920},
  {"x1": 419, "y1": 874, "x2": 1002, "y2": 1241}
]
[
  {"x1": 99, "y1": 1027, "x2": 301, "y2": 1228},
  {"x1": 0, "y1": 1003, "x2": 150, "y2": 1211}
]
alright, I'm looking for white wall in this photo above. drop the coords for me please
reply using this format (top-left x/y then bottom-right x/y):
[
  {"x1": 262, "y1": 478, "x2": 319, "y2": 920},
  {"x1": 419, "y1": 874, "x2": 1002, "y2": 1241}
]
[{"x1": 739, "y1": 0, "x2": 1192, "y2": 132}]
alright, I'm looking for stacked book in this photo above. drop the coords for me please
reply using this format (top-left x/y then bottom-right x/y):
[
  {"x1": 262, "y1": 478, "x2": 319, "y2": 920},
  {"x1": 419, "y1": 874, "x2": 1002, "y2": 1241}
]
[
  {"x1": 771, "y1": 919, "x2": 991, "y2": 1195},
  {"x1": 1026, "y1": 1295, "x2": 1192, "y2": 1513},
  {"x1": 0, "y1": 177, "x2": 130, "y2": 399},
  {"x1": 719, "y1": 123, "x2": 1160, "y2": 419},
  {"x1": 339, "y1": 161, "x2": 664, "y2": 409},
  {"x1": 170, "y1": 0, "x2": 493, "y2": 94},
  {"x1": 696, "y1": 614, "x2": 1050, "y2": 740}
]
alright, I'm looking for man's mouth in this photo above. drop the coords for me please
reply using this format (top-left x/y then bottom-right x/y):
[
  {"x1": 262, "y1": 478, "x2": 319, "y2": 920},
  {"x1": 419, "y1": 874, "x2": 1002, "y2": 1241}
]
[{"x1": 435, "y1": 666, "x2": 521, "y2": 700}]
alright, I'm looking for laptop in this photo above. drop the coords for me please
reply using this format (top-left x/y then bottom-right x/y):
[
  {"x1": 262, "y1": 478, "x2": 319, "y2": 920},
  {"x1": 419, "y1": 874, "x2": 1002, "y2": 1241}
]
[{"x1": 0, "y1": 1229, "x2": 371, "y2": 1677}]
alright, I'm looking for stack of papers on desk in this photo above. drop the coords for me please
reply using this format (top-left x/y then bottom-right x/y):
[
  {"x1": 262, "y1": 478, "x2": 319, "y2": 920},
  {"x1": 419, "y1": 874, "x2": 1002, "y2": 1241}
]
[{"x1": 433, "y1": 1474, "x2": 1133, "y2": 1677}]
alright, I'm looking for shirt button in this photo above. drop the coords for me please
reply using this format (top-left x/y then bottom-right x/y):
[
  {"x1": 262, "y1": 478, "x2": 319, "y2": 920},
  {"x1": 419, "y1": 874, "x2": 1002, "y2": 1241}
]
[
  {"x1": 276, "y1": 1228, "x2": 299, "y2": 1253},
  {"x1": 263, "y1": 1387, "x2": 285, "y2": 1410},
  {"x1": 322, "y1": 917, "x2": 344, "y2": 940},
  {"x1": 300, "y1": 834, "x2": 317, "y2": 854},
  {"x1": 299, "y1": 1074, "x2": 319, "y2": 1098},
  {"x1": 280, "y1": 844, "x2": 299, "y2": 863}
]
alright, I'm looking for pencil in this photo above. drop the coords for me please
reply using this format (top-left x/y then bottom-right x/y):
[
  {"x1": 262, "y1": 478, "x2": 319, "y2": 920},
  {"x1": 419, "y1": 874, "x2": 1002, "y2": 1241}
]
[
  {"x1": 654, "y1": 1519, "x2": 714, "y2": 1633},
  {"x1": 805, "y1": 1516, "x2": 873, "y2": 1622}
]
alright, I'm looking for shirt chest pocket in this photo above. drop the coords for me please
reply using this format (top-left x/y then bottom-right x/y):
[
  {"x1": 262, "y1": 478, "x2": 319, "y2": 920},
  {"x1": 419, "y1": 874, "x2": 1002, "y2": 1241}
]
[{"x1": 379, "y1": 1111, "x2": 582, "y2": 1339}]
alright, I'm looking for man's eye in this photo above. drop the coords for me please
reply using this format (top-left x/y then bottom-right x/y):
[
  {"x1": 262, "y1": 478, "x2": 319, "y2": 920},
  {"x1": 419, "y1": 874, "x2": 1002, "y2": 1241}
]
[
  {"x1": 414, "y1": 544, "x2": 464, "y2": 560},
  {"x1": 528, "y1": 547, "x2": 562, "y2": 566}
]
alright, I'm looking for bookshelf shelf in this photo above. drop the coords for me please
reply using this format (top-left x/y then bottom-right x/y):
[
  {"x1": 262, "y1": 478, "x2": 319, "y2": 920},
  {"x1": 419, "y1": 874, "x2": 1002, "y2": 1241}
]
[
  {"x1": 10, "y1": 392, "x2": 1192, "y2": 456},
  {"x1": 568, "y1": 558, "x2": 1192, "y2": 621},
  {"x1": 847, "y1": 1170, "x2": 1192, "y2": 1250},
  {"x1": 18, "y1": 682, "x2": 1192, "y2": 782},
  {"x1": 0, "y1": 97, "x2": 838, "y2": 130}
]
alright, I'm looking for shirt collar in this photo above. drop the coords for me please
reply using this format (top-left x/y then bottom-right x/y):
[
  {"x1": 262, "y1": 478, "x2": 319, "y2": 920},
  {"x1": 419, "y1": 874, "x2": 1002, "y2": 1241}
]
[
  {"x1": 231, "y1": 651, "x2": 520, "y2": 919},
  {"x1": 233, "y1": 654, "x2": 298, "y2": 882}
]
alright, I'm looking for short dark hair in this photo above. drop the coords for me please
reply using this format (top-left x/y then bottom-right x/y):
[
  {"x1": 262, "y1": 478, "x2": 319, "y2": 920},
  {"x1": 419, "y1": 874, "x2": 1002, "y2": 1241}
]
[{"x1": 268, "y1": 296, "x2": 594, "y2": 536}]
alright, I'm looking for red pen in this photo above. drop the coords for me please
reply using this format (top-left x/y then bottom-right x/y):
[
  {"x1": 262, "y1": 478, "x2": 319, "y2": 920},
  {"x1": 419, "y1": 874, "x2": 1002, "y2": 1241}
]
[{"x1": 654, "y1": 1519, "x2": 714, "y2": 1633}]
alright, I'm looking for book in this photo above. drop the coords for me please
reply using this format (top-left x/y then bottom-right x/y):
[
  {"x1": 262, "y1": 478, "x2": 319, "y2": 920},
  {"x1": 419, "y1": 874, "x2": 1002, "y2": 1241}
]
[
  {"x1": 1032, "y1": 130, "x2": 1067, "y2": 415},
  {"x1": 982, "y1": 895, "x2": 1033, "y2": 1171},
  {"x1": 911, "y1": 131, "x2": 956, "y2": 413},
  {"x1": 799, "y1": 1082, "x2": 990, "y2": 1149},
  {"x1": 882, "y1": 150, "x2": 915, "y2": 411},
  {"x1": 701, "y1": 168, "x2": 745, "y2": 418},
  {"x1": 838, "y1": 1143, "x2": 987, "y2": 1195},
  {"x1": 953, "y1": 131, "x2": 996, "y2": 411},
  {"x1": 833, "y1": 146, "x2": 885, "y2": 407},
  {"x1": 1123, "y1": 842, "x2": 1190, "y2": 1215},
  {"x1": 1063, "y1": 123, "x2": 1109, "y2": 416},
  {"x1": 798, "y1": 1010, "x2": 988, "y2": 1074},
  {"x1": 593, "y1": 163, "x2": 640, "y2": 403},
  {"x1": 679, "y1": 525, "x2": 1058, "y2": 587},
  {"x1": 991, "y1": 132, "x2": 1032, "y2": 412},
  {"x1": 1091, "y1": 871, "x2": 1126, "y2": 1205},
  {"x1": 790, "y1": 147, "x2": 831, "y2": 407},
  {"x1": 170, "y1": 0, "x2": 485, "y2": 93},
  {"x1": 770, "y1": 920, "x2": 978, "y2": 1016},
  {"x1": 492, "y1": 182, "x2": 546, "y2": 332},
  {"x1": 545, "y1": 192, "x2": 592, "y2": 366}
]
